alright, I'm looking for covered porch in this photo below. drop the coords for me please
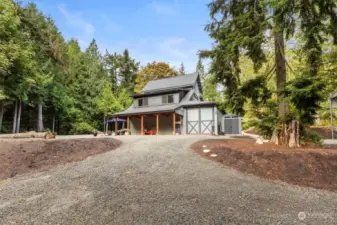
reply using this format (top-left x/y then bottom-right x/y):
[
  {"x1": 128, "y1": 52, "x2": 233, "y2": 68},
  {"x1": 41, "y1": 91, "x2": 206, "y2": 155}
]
[{"x1": 111, "y1": 112, "x2": 182, "y2": 135}]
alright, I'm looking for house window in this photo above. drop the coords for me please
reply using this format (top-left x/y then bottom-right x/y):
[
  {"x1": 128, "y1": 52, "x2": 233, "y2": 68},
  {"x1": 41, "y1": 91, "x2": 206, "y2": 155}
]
[
  {"x1": 162, "y1": 94, "x2": 174, "y2": 104},
  {"x1": 138, "y1": 98, "x2": 148, "y2": 107}
]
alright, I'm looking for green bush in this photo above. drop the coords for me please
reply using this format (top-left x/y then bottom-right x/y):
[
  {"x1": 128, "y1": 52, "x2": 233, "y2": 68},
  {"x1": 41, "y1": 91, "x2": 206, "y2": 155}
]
[
  {"x1": 70, "y1": 122, "x2": 95, "y2": 134},
  {"x1": 247, "y1": 99, "x2": 277, "y2": 139},
  {"x1": 302, "y1": 129, "x2": 323, "y2": 146}
]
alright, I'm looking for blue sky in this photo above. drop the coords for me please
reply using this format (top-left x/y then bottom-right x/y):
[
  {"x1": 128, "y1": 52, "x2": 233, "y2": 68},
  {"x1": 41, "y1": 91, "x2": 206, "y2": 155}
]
[{"x1": 22, "y1": 0, "x2": 212, "y2": 72}]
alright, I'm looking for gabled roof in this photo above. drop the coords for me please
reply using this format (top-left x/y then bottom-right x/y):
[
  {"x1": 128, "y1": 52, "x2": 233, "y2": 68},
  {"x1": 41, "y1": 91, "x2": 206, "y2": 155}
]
[
  {"x1": 111, "y1": 100, "x2": 217, "y2": 117},
  {"x1": 112, "y1": 104, "x2": 179, "y2": 116},
  {"x1": 142, "y1": 72, "x2": 199, "y2": 93}
]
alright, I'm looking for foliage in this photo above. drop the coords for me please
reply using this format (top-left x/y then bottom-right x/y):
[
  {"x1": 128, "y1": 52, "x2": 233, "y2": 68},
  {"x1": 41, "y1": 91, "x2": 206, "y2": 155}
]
[
  {"x1": 203, "y1": 0, "x2": 337, "y2": 146},
  {"x1": 202, "y1": 74, "x2": 225, "y2": 112},
  {"x1": 178, "y1": 62, "x2": 185, "y2": 75},
  {"x1": 283, "y1": 75, "x2": 324, "y2": 126},
  {"x1": 202, "y1": 0, "x2": 337, "y2": 115},
  {"x1": 134, "y1": 62, "x2": 178, "y2": 93},
  {"x1": 248, "y1": 99, "x2": 278, "y2": 139},
  {"x1": 0, "y1": 1, "x2": 140, "y2": 134},
  {"x1": 70, "y1": 122, "x2": 95, "y2": 134},
  {"x1": 104, "y1": 49, "x2": 139, "y2": 94},
  {"x1": 301, "y1": 129, "x2": 323, "y2": 146}
]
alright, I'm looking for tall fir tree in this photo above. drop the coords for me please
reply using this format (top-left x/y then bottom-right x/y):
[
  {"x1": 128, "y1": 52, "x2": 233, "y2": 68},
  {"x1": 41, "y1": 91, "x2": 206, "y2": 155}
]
[{"x1": 202, "y1": 0, "x2": 337, "y2": 147}]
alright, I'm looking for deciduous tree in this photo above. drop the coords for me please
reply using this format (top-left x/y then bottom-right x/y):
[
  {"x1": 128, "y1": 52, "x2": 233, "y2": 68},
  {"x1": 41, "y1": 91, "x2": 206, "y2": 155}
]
[{"x1": 134, "y1": 62, "x2": 177, "y2": 93}]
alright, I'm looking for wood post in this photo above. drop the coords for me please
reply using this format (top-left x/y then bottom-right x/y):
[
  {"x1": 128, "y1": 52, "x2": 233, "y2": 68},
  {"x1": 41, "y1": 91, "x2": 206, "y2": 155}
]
[
  {"x1": 141, "y1": 115, "x2": 144, "y2": 135},
  {"x1": 127, "y1": 116, "x2": 130, "y2": 135},
  {"x1": 173, "y1": 112, "x2": 176, "y2": 135},
  {"x1": 156, "y1": 114, "x2": 159, "y2": 135},
  {"x1": 115, "y1": 117, "x2": 118, "y2": 134}
]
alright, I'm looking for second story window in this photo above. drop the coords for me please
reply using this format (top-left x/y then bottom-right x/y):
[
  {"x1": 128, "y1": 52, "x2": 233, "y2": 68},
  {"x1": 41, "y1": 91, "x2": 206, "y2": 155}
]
[
  {"x1": 162, "y1": 94, "x2": 174, "y2": 104},
  {"x1": 138, "y1": 98, "x2": 148, "y2": 107}
]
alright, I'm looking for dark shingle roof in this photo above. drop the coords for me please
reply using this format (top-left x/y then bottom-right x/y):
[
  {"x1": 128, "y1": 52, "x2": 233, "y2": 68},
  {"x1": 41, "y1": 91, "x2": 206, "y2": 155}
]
[
  {"x1": 112, "y1": 104, "x2": 179, "y2": 116},
  {"x1": 142, "y1": 72, "x2": 198, "y2": 93}
]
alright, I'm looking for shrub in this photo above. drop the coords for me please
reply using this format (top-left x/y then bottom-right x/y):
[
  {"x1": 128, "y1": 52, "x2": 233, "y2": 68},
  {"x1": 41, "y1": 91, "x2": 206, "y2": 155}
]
[
  {"x1": 247, "y1": 99, "x2": 277, "y2": 139},
  {"x1": 302, "y1": 129, "x2": 323, "y2": 146},
  {"x1": 71, "y1": 122, "x2": 95, "y2": 134}
]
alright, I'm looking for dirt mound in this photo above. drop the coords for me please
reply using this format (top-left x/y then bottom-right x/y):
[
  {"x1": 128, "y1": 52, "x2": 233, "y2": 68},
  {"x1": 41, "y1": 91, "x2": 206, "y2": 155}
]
[
  {"x1": 0, "y1": 138, "x2": 121, "y2": 180},
  {"x1": 191, "y1": 139, "x2": 337, "y2": 192}
]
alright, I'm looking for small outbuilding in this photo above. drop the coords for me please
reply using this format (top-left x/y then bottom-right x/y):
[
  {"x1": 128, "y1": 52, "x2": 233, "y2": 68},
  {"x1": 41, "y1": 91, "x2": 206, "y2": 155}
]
[{"x1": 222, "y1": 115, "x2": 242, "y2": 135}]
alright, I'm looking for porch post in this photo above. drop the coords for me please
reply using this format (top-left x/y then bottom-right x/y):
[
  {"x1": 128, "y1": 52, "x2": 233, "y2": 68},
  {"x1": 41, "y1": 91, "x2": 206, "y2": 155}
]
[
  {"x1": 127, "y1": 116, "x2": 130, "y2": 135},
  {"x1": 156, "y1": 114, "x2": 159, "y2": 135},
  {"x1": 141, "y1": 115, "x2": 144, "y2": 135},
  {"x1": 115, "y1": 117, "x2": 118, "y2": 134},
  {"x1": 172, "y1": 112, "x2": 176, "y2": 135}
]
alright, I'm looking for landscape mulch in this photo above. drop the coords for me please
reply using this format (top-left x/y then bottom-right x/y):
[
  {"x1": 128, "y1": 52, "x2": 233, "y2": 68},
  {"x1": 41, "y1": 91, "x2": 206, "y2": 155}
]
[
  {"x1": 245, "y1": 126, "x2": 336, "y2": 139},
  {"x1": 191, "y1": 138, "x2": 337, "y2": 192},
  {"x1": 0, "y1": 138, "x2": 121, "y2": 180}
]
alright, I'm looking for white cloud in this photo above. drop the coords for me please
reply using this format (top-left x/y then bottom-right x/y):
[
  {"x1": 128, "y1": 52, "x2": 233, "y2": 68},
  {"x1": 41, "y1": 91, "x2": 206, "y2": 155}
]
[
  {"x1": 159, "y1": 37, "x2": 188, "y2": 58},
  {"x1": 150, "y1": 0, "x2": 178, "y2": 15}
]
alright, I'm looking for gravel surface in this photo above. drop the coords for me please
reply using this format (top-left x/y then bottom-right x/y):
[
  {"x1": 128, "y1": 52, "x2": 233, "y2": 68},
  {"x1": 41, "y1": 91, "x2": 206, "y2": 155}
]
[{"x1": 0, "y1": 135, "x2": 336, "y2": 225}]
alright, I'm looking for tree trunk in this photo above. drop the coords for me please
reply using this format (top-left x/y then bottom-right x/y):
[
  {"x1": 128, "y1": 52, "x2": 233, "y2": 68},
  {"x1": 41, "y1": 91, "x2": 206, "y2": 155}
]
[
  {"x1": 270, "y1": 30, "x2": 299, "y2": 146},
  {"x1": 0, "y1": 131, "x2": 55, "y2": 139},
  {"x1": 103, "y1": 116, "x2": 106, "y2": 133},
  {"x1": 12, "y1": 100, "x2": 18, "y2": 134},
  {"x1": 0, "y1": 101, "x2": 4, "y2": 133},
  {"x1": 288, "y1": 120, "x2": 300, "y2": 148},
  {"x1": 52, "y1": 113, "x2": 56, "y2": 133},
  {"x1": 16, "y1": 100, "x2": 22, "y2": 133},
  {"x1": 274, "y1": 31, "x2": 288, "y2": 117},
  {"x1": 37, "y1": 103, "x2": 44, "y2": 132}
]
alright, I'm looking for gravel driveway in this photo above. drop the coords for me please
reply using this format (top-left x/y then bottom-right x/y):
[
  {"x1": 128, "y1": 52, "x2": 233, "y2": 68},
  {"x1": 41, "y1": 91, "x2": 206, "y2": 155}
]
[{"x1": 0, "y1": 135, "x2": 336, "y2": 225}]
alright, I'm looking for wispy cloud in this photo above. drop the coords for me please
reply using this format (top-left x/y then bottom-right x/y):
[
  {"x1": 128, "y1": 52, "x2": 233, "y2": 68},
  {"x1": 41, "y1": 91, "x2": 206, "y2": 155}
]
[
  {"x1": 150, "y1": 0, "x2": 178, "y2": 15},
  {"x1": 58, "y1": 4, "x2": 95, "y2": 49},
  {"x1": 159, "y1": 37, "x2": 188, "y2": 58}
]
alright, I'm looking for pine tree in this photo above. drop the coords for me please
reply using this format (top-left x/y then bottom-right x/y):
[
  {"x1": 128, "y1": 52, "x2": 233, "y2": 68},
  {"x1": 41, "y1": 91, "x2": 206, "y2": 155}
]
[
  {"x1": 118, "y1": 49, "x2": 139, "y2": 93},
  {"x1": 104, "y1": 49, "x2": 139, "y2": 94},
  {"x1": 202, "y1": 0, "x2": 337, "y2": 147},
  {"x1": 178, "y1": 62, "x2": 185, "y2": 75}
]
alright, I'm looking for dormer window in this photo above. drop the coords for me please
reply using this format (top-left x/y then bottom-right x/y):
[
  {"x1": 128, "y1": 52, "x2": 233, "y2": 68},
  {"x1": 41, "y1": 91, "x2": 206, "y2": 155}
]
[
  {"x1": 162, "y1": 94, "x2": 174, "y2": 104},
  {"x1": 138, "y1": 98, "x2": 148, "y2": 107}
]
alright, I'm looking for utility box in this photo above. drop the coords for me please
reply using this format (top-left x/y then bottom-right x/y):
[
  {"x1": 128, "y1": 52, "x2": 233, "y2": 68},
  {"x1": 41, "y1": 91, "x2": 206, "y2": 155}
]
[{"x1": 222, "y1": 115, "x2": 242, "y2": 135}]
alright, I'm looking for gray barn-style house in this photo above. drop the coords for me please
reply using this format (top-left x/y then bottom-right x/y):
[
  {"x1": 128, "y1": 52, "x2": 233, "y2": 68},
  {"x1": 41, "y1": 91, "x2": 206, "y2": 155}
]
[{"x1": 112, "y1": 72, "x2": 223, "y2": 135}]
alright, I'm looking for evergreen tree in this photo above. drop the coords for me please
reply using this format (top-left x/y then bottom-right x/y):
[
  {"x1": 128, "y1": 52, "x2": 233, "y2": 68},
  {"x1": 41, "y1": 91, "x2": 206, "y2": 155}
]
[
  {"x1": 196, "y1": 57, "x2": 205, "y2": 77},
  {"x1": 202, "y1": 0, "x2": 337, "y2": 147},
  {"x1": 104, "y1": 49, "x2": 139, "y2": 94},
  {"x1": 178, "y1": 62, "x2": 185, "y2": 75}
]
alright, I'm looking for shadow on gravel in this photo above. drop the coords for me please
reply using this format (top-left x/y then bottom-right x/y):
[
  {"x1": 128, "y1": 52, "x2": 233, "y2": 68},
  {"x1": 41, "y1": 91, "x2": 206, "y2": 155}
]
[{"x1": 0, "y1": 138, "x2": 122, "y2": 180}]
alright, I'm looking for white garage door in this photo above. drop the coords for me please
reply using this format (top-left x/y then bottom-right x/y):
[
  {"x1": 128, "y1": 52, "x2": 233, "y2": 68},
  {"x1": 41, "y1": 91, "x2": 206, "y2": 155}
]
[
  {"x1": 187, "y1": 108, "x2": 199, "y2": 134},
  {"x1": 187, "y1": 107, "x2": 213, "y2": 134},
  {"x1": 200, "y1": 108, "x2": 213, "y2": 134}
]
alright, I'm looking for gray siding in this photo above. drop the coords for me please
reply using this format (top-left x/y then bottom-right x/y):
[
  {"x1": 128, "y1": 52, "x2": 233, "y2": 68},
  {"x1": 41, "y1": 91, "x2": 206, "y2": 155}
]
[
  {"x1": 193, "y1": 82, "x2": 201, "y2": 99},
  {"x1": 133, "y1": 93, "x2": 180, "y2": 108},
  {"x1": 129, "y1": 114, "x2": 174, "y2": 135},
  {"x1": 130, "y1": 117, "x2": 141, "y2": 135}
]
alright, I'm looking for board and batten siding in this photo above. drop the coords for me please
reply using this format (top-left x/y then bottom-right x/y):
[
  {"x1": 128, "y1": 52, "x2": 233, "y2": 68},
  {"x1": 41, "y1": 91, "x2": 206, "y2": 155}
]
[
  {"x1": 193, "y1": 82, "x2": 201, "y2": 99},
  {"x1": 133, "y1": 93, "x2": 180, "y2": 108},
  {"x1": 184, "y1": 106, "x2": 217, "y2": 135}
]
